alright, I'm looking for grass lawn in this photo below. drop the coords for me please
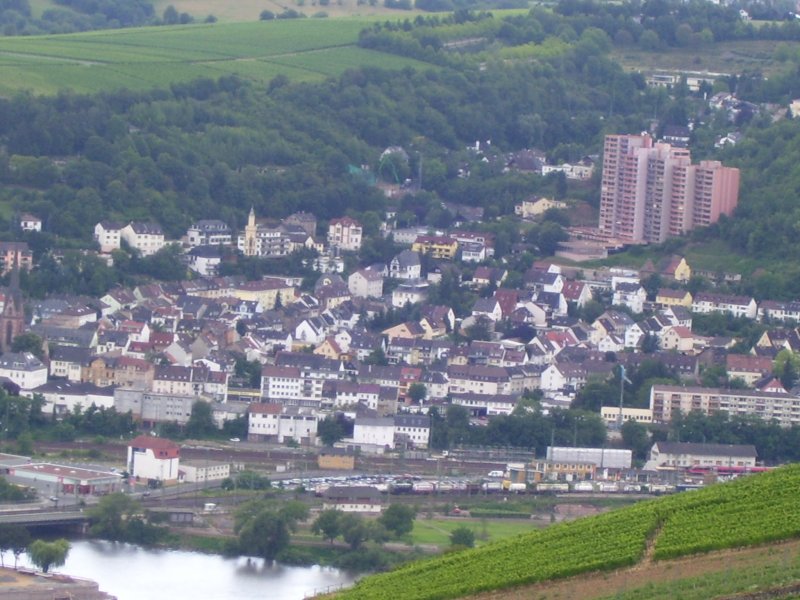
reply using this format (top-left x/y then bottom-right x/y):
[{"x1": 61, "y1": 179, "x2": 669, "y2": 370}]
[{"x1": 409, "y1": 517, "x2": 542, "y2": 547}]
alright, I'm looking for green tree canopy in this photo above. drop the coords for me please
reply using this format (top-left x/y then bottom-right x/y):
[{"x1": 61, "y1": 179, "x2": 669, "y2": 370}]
[{"x1": 28, "y1": 538, "x2": 70, "y2": 573}]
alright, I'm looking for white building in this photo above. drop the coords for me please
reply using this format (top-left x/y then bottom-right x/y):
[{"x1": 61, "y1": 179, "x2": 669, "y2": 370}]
[
  {"x1": 120, "y1": 222, "x2": 166, "y2": 257},
  {"x1": 127, "y1": 435, "x2": 180, "y2": 482},
  {"x1": 247, "y1": 403, "x2": 318, "y2": 445},
  {"x1": 94, "y1": 221, "x2": 124, "y2": 253},
  {"x1": 352, "y1": 414, "x2": 430, "y2": 449},
  {"x1": 547, "y1": 446, "x2": 632, "y2": 469},
  {"x1": 391, "y1": 279, "x2": 429, "y2": 308},
  {"x1": 0, "y1": 352, "x2": 48, "y2": 390},
  {"x1": 327, "y1": 217, "x2": 363, "y2": 251},
  {"x1": 389, "y1": 250, "x2": 421, "y2": 280},
  {"x1": 186, "y1": 220, "x2": 232, "y2": 247},
  {"x1": 19, "y1": 213, "x2": 42, "y2": 232},
  {"x1": 180, "y1": 460, "x2": 231, "y2": 483},
  {"x1": 25, "y1": 381, "x2": 115, "y2": 417},
  {"x1": 648, "y1": 441, "x2": 757, "y2": 469},
  {"x1": 323, "y1": 486, "x2": 382, "y2": 513},
  {"x1": 348, "y1": 268, "x2": 384, "y2": 298}
]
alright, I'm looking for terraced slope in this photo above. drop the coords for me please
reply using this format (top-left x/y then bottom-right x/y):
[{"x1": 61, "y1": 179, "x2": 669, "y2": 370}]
[{"x1": 335, "y1": 465, "x2": 800, "y2": 600}]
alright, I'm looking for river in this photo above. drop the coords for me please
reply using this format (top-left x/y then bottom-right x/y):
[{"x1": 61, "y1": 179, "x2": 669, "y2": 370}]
[{"x1": 19, "y1": 539, "x2": 358, "y2": 600}]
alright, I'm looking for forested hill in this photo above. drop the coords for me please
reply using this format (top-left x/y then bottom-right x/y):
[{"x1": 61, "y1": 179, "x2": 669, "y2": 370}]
[
  {"x1": 0, "y1": 30, "x2": 651, "y2": 241},
  {"x1": 1, "y1": 3, "x2": 800, "y2": 297}
]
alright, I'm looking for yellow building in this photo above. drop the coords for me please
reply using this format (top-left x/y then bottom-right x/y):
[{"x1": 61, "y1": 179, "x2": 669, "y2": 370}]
[
  {"x1": 230, "y1": 279, "x2": 295, "y2": 309},
  {"x1": 656, "y1": 288, "x2": 693, "y2": 307},
  {"x1": 412, "y1": 235, "x2": 458, "y2": 260}
]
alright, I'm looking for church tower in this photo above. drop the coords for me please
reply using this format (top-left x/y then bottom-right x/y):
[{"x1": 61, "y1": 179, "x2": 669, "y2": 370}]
[
  {"x1": 244, "y1": 206, "x2": 258, "y2": 257},
  {"x1": 0, "y1": 263, "x2": 24, "y2": 353}
]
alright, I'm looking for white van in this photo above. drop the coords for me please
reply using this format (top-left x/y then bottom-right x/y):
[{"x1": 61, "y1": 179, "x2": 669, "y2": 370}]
[{"x1": 487, "y1": 470, "x2": 504, "y2": 478}]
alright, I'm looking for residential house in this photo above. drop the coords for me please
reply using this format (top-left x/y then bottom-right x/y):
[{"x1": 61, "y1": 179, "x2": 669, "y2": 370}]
[
  {"x1": 186, "y1": 220, "x2": 232, "y2": 247},
  {"x1": 94, "y1": 221, "x2": 124, "y2": 253},
  {"x1": 120, "y1": 222, "x2": 165, "y2": 257},
  {"x1": 613, "y1": 282, "x2": 647, "y2": 314},
  {"x1": 758, "y1": 300, "x2": 800, "y2": 323},
  {"x1": 692, "y1": 293, "x2": 758, "y2": 320},
  {"x1": 247, "y1": 403, "x2": 317, "y2": 445},
  {"x1": 656, "y1": 288, "x2": 693, "y2": 308},
  {"x1": 187, "y1": 246, "x2": 222, "y2": 277},
  {"x1": 659, "y1": 325, "x2": 694, "y2": 353},
  {"x1": 726, "y1": 354, "x2": 774, "y2": 387},
  {"x1": 348, "y1": 268, "x2": 384, "y2": 299},
  {"x1": 392, "y1": 279, "x2": 429, "y2": 308},
  {"x1": 411, "y1": 235, "x2": 458, "y2": 260},
  {"x1": 327, "y1": 217, "x2": 363, "y2": 251},
  {"x1": 19, "y1": 213, "x2": 42, "y2": 232},
  {"x1": 26, "y1": 380, "x2": 115, "y2": 416},
  {"x1": 514, "y1": 196, "x2": 567, "y2": 219},
  {"x1": 389, "y1": 250, "x2": 421, "y2": 280},
  {"x1": 0, "y1": 352, "x2": 48, "y2": 390}
]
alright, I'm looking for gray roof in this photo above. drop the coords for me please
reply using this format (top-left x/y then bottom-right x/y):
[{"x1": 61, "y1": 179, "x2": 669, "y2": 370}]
[{"x1": 654, "y1": 442, "x2": 757, "y2": 458}]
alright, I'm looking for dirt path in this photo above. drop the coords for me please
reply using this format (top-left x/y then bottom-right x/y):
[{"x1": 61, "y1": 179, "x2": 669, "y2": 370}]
[{"x1": 468, "y1": 538, "x2": 800, "y2": 600}]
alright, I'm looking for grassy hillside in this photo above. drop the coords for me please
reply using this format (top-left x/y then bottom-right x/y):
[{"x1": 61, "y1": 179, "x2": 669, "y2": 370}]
[
  {"x1": 334, "y1": 465, "x2": 800, "y2": 600},
  {"x1": 0, "y1": 20, "x2": 432, "y2": 95}
]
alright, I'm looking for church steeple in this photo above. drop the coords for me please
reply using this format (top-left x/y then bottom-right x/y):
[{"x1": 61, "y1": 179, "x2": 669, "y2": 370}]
[
  {"x1": 0, "y1": 258, "x2": 24, "y2": 353},
  {"x1": 244, "y1": 206, "x2": 258, "y2": 257}
]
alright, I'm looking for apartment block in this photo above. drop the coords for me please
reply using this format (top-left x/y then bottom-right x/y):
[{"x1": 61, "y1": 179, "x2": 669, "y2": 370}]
[{"x1": 599, "y1": 134, "x2": 739, "y2": 244}]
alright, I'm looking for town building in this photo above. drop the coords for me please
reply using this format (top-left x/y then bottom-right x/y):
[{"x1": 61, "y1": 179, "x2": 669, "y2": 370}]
[
  {"x1": 327, "y1": 217, "x2": 363, "y2": 251},
  {"x1": 126, "y1": 435, "x2": 180, "y2": 483},
  {"x1": 0, "y1": 352, "x2": 48, "y2": 390},
  {"x1": 598, "y1": 134, "x2": 739, "y2": 244},
  {"x1": 247, "y1": 403, "x2": 318, "y2": 445},
  {"x1": 649, "y1": 384, "x2": 800, "y2": 427},
  {"x1": 94, "y1": 221, "x2": 123, "y2": 253},
  {"x1": 120, "y1": 222, "x2": 165, "y2": 257},
  {"x1": 186, "y1": 219, "x2": 232, "y2": 247},
  {"x1": 648, "y1": 441, "x2": 757, "y2": 469}
]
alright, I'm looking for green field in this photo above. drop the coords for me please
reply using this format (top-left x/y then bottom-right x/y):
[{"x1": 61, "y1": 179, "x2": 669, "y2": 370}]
[
  {"x1": 336, "y1": 466, "x2": 800, "y2": 600},
  {"x1": 0, "y1": 20, "x2": 434, "y2": 95},
  {"x1": 410, "y1": 517, "x2": 541, "y2": 546}
]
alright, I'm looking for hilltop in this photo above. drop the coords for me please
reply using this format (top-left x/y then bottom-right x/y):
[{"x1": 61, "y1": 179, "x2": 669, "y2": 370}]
[{"x1": 333, "y1": 465, "x2": 800, "y2": 600}]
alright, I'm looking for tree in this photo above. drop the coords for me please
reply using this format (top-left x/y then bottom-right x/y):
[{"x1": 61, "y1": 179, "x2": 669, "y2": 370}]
[
  {"x1": 774, "y1": 349, "x2": 800, "y2": 390},
  {"x1": 318, "y1": 415, "x2": 346, "y2": 446},
  {"x1": 311, "y1": 509, "x2": 342, "y2": 543},
  {"x1": 28, "y1": 539, "x2": 69, "y2": 573},
  {"x1": 449, "y1": 526, "x2": 475, "y2": 548},
  {"x1": 339, "y1": 513, "x2": 369, "y2": 549},
  {"x1": 378, "y1": 504, "x2": 415, "y2": 538},
  {"x1": 10, "y1": 333, "x2": 44, "y2": 359},
  {"x1": 236, "y1": 508, "x2": 290, "y2": 561},
  {"x1": 279, "y1": 501, "x2": 309, "y2": 531},
  {"x1": 88, "y1": 493, "x2": 139, "y2": 540},
  {"x1": 186, "y1": 400, "x2": 216, "y2": 438},
  {"x1": 407, "y1": 382, "x2": 427, "y2": 404},
  {"x1": 0, "y1": 525, "x2": 30, "y2": 567},
  {"x1": 621, "y1": 419, "x2": 651, "y2": 461}
]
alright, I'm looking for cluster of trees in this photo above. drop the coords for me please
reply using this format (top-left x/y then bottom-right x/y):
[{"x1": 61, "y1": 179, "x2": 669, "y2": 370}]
[
  {"x1": 0, "y1": 0, "x2": 200, "y2": 36},
  {"x1": 232, "y1": 499, "x2": 309, "y2": 560},
  {"x1": 0, "y1": 526, "x2": 70, "y2": 573},
  {"x1": 311, "y1": 504, "x2": 415, "y2": 548},
  {"x1": 87, "y1": 493, "x2": 168, "y2": 545}
]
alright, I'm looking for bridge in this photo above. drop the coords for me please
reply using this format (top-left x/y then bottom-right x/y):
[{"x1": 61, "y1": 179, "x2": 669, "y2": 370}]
[{"x1": 0, "y1": 510, "x2": 88, "y2": 528}]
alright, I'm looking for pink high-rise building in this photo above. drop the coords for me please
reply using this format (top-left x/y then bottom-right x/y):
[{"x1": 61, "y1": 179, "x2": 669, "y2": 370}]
[{"x1": 599, "y1": 134, "x2": 739, "y2": 244}]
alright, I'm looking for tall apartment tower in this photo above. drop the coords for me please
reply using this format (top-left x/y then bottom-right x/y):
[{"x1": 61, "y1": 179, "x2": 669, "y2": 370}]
[{"x1": 599, "y1": 134, "x2": 739, "y2": 244}]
